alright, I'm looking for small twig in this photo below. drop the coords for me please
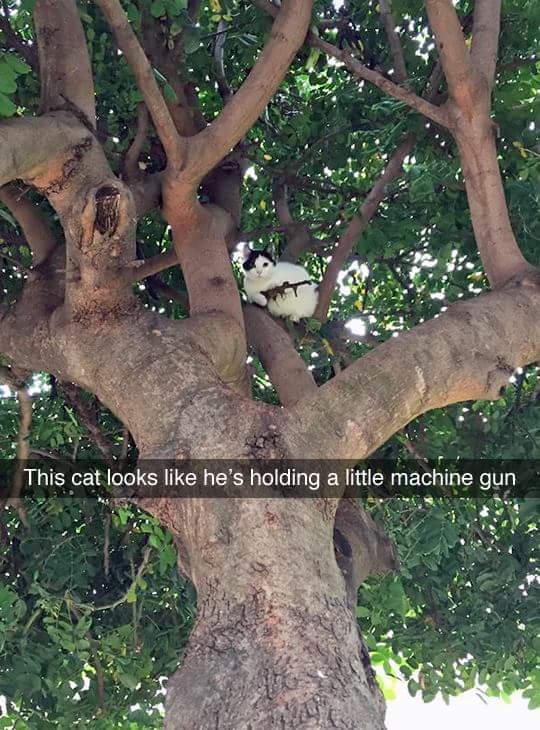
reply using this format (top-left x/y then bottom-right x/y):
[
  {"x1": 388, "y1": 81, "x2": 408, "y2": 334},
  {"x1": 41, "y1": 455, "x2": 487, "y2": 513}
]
[
  {"x1": 68, "y1": 545, "x2": 152, "y2": 613},
  {"x1": 103, "y1": 512, "x2": 111, "y2": 579},
  {"x1": 214, "y1": 19, "x2": 233, "y2": 104},
  {"x1": 59, "y1": 384, "x2": 116, "y2": 462}
]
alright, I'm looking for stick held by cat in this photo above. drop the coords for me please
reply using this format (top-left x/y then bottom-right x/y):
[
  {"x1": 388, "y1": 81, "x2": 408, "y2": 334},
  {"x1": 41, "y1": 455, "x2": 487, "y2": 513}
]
[{"x1": 242, "y1": 247, "x2": 318, "y2": 322}]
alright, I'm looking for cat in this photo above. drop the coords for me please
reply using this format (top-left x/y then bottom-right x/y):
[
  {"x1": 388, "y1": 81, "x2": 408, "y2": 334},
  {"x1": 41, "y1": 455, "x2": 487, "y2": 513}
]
[{"x1": 242, "y1": 247, "x2": 318, "y2": 322}]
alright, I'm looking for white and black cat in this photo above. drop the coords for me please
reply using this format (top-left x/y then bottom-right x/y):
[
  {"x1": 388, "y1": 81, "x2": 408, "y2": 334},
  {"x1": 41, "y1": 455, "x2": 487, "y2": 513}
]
[{"x1": 242, "y1": 247, "x2": 318, "y2": 322}]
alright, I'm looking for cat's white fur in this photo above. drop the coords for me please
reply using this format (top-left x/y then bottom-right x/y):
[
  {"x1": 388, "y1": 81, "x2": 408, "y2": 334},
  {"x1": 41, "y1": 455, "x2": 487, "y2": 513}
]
[{"x1": 244, "y1": 254, "x2": 318, "y2": 322}]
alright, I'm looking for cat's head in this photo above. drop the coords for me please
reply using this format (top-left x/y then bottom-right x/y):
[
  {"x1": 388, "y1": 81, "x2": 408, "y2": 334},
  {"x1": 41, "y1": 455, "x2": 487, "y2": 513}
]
[{"x1": 242, "y1": 247, "x2": 276, "y2": 280}]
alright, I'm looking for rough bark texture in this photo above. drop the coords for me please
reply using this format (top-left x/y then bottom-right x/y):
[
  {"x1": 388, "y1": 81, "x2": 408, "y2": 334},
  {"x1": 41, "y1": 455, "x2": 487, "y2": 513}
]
[
  {"x1": 163, "y1": 500, "x2": 386, "y2": 730},
  {"x1": 1, "y1": 1, "x2": 539, "y2": 728}
]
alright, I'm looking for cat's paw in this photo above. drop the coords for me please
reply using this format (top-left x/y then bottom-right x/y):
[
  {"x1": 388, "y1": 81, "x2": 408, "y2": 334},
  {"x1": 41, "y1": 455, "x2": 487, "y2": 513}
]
[{"x1": 255, "y1": 294, "x2": 268, "y2": 306}]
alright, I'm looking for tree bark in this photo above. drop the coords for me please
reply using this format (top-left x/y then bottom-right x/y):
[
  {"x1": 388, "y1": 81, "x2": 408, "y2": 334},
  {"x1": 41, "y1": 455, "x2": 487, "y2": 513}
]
[
  {"x1": 162, "y1": 499, "x2": 386, "y2": 730},
  {"x1": 453, "y1": 110, "x2": 531, "y2": 286}
]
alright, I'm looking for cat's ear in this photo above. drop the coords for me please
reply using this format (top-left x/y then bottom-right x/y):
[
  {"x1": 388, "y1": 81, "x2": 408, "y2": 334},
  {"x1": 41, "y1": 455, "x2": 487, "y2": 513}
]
[
  {"x1": 236, "y1": 241, "x2": 252, "y2": 260},
  {"x1": 262, "y1": 245, "x2": 276, "y2": 262}
]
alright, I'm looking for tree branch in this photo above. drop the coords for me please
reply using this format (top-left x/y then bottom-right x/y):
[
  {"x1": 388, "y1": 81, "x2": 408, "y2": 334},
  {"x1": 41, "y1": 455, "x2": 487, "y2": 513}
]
[
  {"x1": 471, "y1": 0, "x2": 501, "y2": 88},
  {"x1": 314, "y1": 133, "x2": 415, "y2": 322},
  {"x1": 187, "y1": 0, "x2": 314, "y2": 182},
  {"x1": 422, "y1": 1, "x2": 533, "y2": 287},
  {"x1": 498, "y1": 53, "x2": 538, "y2": 74},
  {"x1": 122, "y1": 103, "x2": 150, "y2": 182},
  {"x1": 121, "y1": 248, "x2": 178, "y2": 285},
  {"x1": 379, "y1": 0, "x2": 408, "y2": 84},
  {"x1": 244, "y1": 304, "x2": 316, "y2": 406},
  {"x1": 424, "y1": 0, "x2": 474, "y2": 110},
  {"x1": 60, "y1": 384, "x2": 116, "y2": 461},
  {"x1": 0, "y1": 184, "x2": 58, "y2": 265},
  {"x1": 0, "y1": 113, "x2": 89, "y2": 188},
  {"x1": 252, "y1": 0, "x2": 449, "y2": 128},
  {"x1": 282, "y1": 276, "x2": 540, "y2": 458},
  {"x1": 34, "y1": 0, "x2": 96, "y2": 127},
  {"x1": 130, "y1": 172, "x2": 163, "y2": 217},
  {"x1": 272, "y1": 178, "x2": 325, "y2": 262},
  {"x1": 93, "y1": 0, "x2": 183, "y2": 168}
]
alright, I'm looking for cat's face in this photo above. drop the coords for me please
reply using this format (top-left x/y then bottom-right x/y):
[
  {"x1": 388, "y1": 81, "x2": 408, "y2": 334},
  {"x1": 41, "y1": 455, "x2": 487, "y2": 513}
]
[{"x1": 242, "y1": 249, "x2": 275, "y2": 280}]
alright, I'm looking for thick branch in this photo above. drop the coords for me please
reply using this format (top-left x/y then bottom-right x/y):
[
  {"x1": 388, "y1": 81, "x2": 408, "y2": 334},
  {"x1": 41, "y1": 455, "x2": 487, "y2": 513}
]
[
  {"x1": 94, "y1": 0, "x2": 182, "y2": 167},
  {"x1": 424, "y1": 0, "x2": 474, "y2": 109},
  {"x1": 187, "y1": 0, "x2": 314, "y2": 181},
  {"x1": 471, "y1": 0, "x2": 501, "y2": 88},
  {"x1": 34, "y1": 0, "x2": 96, "y2": 127},
  {"x1": 0, "y1": 184, "x2": 57, "y2": 265},
  {"x1": 379, "y1": 0, "x2": 407, "y2": 84},
  {"x1": 244, "y1": 304, "x2": 316, "y2": 406},
  {"x1": 315, "y1": 133, "x2": 415, "y2": 321},
  {"x1": 0, "y1": 113, "x2": 87, "y2": 188},
  {"x1": 282, "y1": 276, "x2": 540, "y2": 458}
]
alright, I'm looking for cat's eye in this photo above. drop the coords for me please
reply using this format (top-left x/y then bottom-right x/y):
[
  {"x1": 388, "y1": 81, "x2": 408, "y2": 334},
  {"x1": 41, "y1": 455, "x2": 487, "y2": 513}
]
[{"x1": 263, "y1": 262, "x2": 269, "y2": 267}]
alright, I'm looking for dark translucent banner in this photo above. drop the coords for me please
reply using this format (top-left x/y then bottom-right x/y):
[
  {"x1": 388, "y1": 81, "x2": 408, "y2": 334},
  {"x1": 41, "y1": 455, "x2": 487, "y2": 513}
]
[{"x1": 0, "y1": 459, "x2": 539, "y2": 499}]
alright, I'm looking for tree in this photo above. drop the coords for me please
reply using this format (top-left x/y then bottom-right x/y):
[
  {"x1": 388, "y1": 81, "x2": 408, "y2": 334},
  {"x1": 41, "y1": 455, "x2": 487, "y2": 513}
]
[{"x1": 0, "y1": 0, "x2": 539, "y2": 727}]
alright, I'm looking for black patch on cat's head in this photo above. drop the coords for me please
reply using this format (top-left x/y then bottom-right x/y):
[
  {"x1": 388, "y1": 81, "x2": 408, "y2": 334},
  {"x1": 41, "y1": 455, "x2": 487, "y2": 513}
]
[{"x1": 242, "y1": 247, "x2": 275, "y2": 271}]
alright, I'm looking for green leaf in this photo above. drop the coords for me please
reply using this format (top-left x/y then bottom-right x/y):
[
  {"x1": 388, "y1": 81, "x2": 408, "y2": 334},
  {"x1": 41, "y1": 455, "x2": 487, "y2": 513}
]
[
  {"x1": 0, "y1": 207, "x2": 17, "y2": 226},
  {"x1": 3, "y1": 55, "x2": 31, "y2": 75},
  {"x1": 183, "y1": 28, "x2": 201, "y2": 54},
  {"x1": 0, "y1": 92, "x2": 16, "y2": 117},
  {"x1": 118, "y1": 673, "x2": 139, "y2": 691},
  {"x1": 126, "y1": 588, "x2": 137, "y2": 604},
  {"x1": 0, "y1": 66, "x2": 17, "y2": 94},
  {"x1": 151, "y1": 0, "x2": 166, "y2": 17}
]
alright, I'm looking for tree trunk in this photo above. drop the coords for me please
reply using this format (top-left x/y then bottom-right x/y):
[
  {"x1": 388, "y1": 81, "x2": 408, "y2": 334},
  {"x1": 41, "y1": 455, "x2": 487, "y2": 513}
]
[{"x1": 162, "y1": 499, "x2": 386, "y2": 730}]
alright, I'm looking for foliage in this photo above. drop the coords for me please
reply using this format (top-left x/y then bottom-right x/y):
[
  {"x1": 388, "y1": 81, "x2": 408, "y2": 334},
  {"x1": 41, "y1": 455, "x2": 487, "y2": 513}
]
[{"x1": 0, "y1": 0, "x2": 539, "y2": 726}]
